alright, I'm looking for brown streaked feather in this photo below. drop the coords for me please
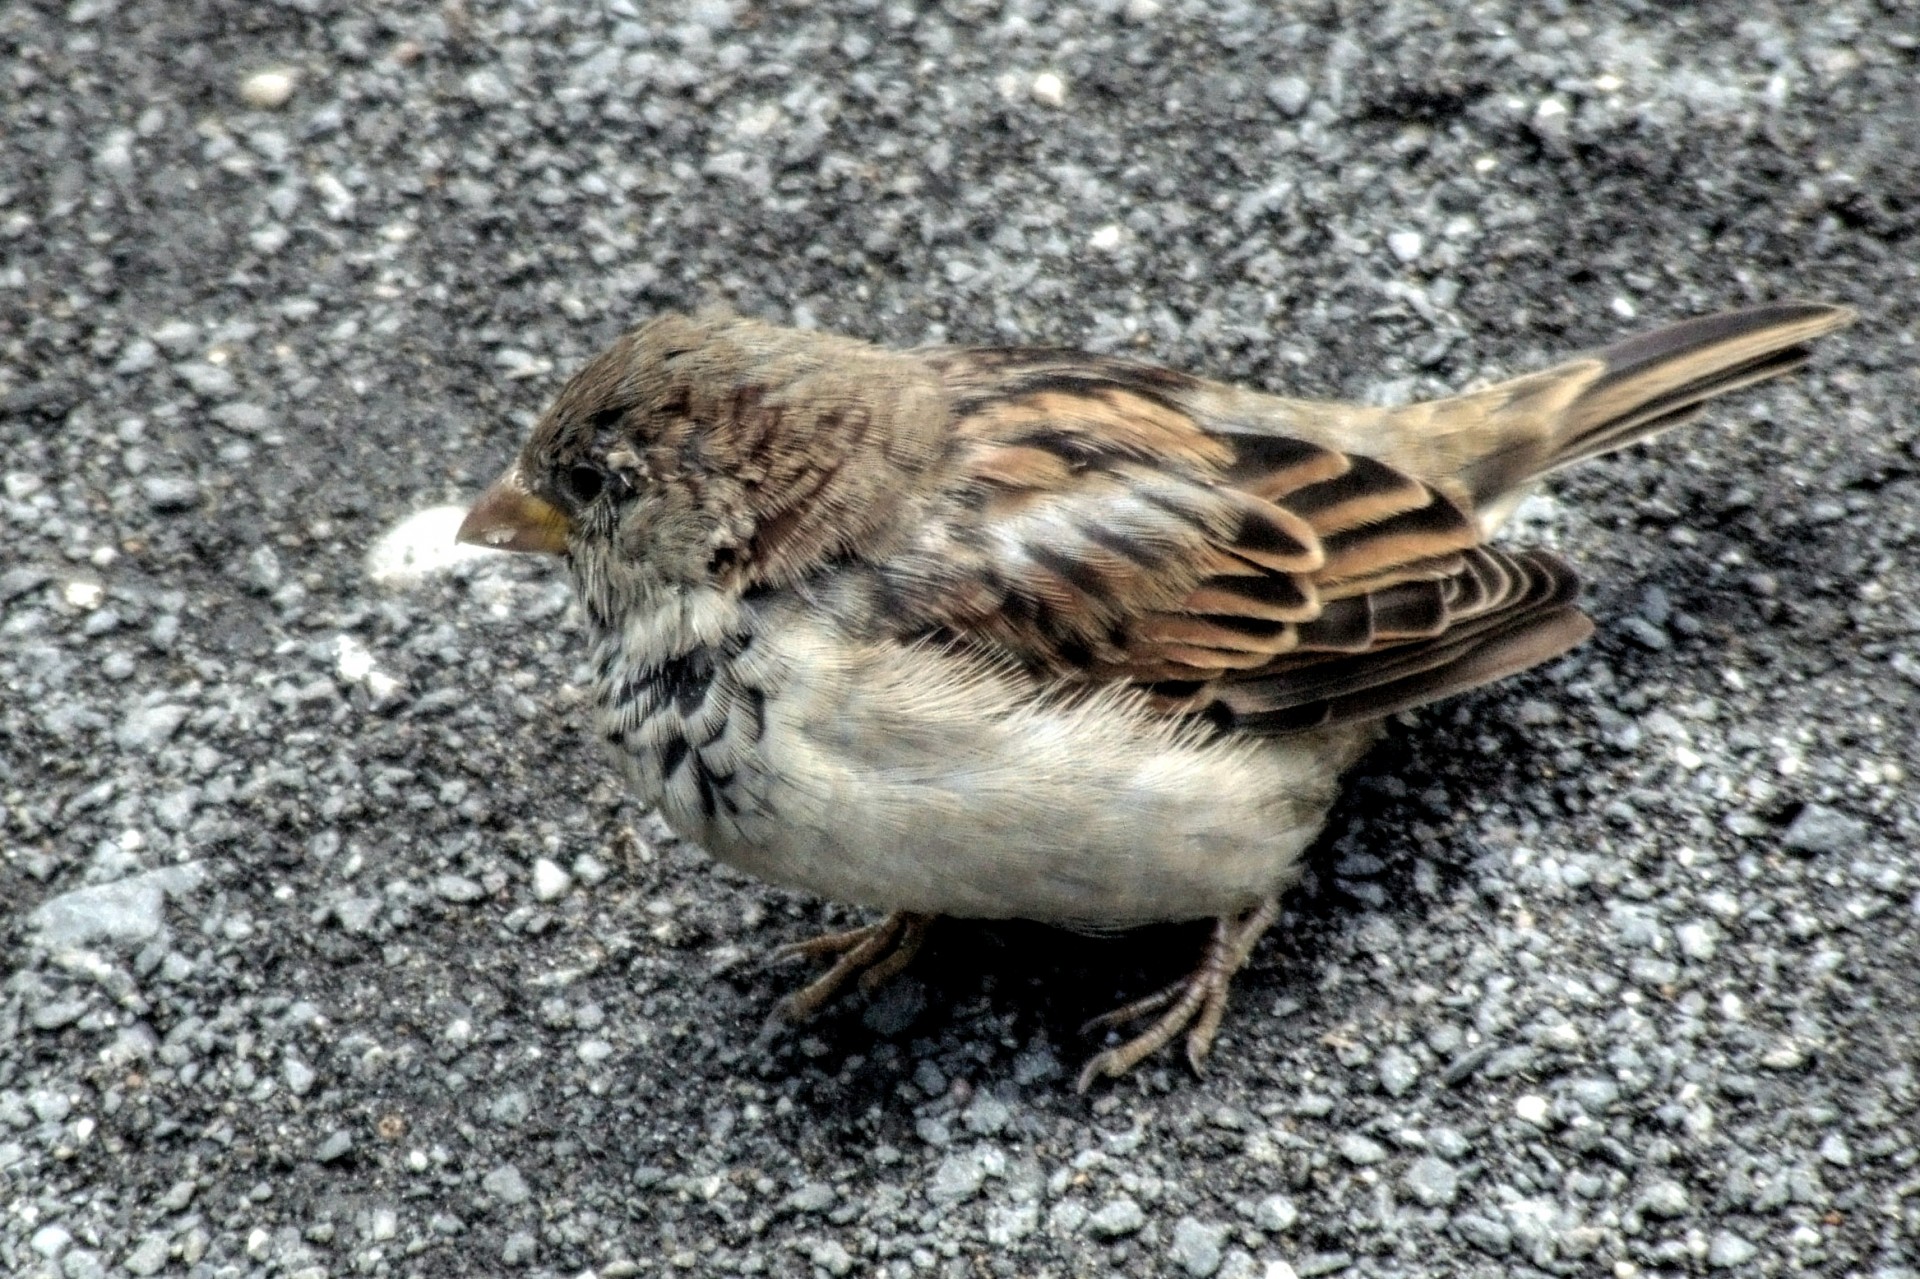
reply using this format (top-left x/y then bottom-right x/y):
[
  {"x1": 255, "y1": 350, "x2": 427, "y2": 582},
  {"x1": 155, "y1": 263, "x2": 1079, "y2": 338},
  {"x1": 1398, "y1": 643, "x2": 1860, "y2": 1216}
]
[
  {"x1": 866, "y1": 306, "x2": 1848, "y2": 732},
  {"x1": 876, "y1": 350, "x2": 1601, "y2": 729}
]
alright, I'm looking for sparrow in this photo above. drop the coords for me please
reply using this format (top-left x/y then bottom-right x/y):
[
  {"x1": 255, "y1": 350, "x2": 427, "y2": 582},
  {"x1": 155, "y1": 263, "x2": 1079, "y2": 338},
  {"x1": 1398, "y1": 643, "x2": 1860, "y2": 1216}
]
[{"x1": 458, "y1": 300, "x2": 1853, "y2": 1090}]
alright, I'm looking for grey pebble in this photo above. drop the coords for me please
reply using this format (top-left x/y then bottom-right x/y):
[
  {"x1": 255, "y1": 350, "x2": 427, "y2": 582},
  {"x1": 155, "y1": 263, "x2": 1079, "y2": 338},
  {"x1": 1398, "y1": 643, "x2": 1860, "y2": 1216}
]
[
  {"x1": 173, "y1": 362, "x2": 236, "y2": 399},
  {"x1": 1638, "y1": 1177, "x2": 1690, "y2": 1218},
  {"x1": 115, "y1": 703, "x2": 189, "y2": 751},
  {"x1": 483, "y1": 1163, "x2": 531, "y2": 1205},
  {"x1": 1454, "y1": 1212, "x2": 1512, "y2": 1254},
  {"x1": 1266, "y1": 75, "x2": 1312, "y2": 116},
  {"x1": 139, "y1": 475, "x2": 200, "y2": 511},
  {"x1": 433, "y1": 875, "x2": 485, "y2": 903},
  {"x1": 1254, "y1": 1193, "x2": 1298, "y2": 1232},
  {"x1": 784, "y1": 1182, "x2": 835, "y2": 1214},
  {"x1": 1402, "y1": 1154, "x2": 1460, "y2": 1206},
  {"x1": 925, "y1": 1152, "x2": 984, "y2": 1205},
  {"x1": 1708, "y1": 1230, "x2": 1758, "y2": 1268},
  {"x1": 284, "y1": 1058, "x2": 316, "y2": 1096},
  {"x1": 29, "y1": 863, "x2": 205, "y2": 949},
  {"x1": 1086, "y1": 1196, "x2": 1146, "y2": 1238},
  {"x1": 1168, "y1": 1216, "x2": 1230, "y2": 1277},
  {"x1": 1337, "y1": 1133, "x2": 1387, "y2": 1165},
  {"x1": 1376, "y1": 1046, "x2": 1420, "y2": 1096},
  {"x1": 211, "y1": 402, "x2": 273, "y2": 435},
  {"x1": 1782, "y1": 803, "x2": 1866, "y2": 855},
  {"x1": 313, "y1": 1129, "x2": 353, "y2": 1162},
  {"x1": 120, "y1": 1234, "x2": 169, "y2": 1276}
]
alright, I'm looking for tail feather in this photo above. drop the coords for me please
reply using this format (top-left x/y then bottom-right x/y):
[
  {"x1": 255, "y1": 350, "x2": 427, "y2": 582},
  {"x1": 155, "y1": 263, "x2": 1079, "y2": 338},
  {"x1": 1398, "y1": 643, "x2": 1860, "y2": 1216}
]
[
  {"x1": 1452, "y1": 301, "x2": 1854, "y2": 515},
  {"x1": 1558, "y1": 301, "x2": 1852, "y2": 467}
]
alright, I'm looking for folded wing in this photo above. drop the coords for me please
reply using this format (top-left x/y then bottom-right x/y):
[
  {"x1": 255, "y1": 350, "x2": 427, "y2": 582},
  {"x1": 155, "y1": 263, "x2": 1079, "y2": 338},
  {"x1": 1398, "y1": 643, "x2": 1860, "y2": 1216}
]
[{"x1": 880, "y1": 350, "x2": 1592, "y2": 734}]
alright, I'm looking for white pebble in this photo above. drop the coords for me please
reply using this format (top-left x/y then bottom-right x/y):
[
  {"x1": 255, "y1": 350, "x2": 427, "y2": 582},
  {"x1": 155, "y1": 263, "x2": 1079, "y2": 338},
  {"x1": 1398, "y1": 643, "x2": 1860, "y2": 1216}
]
[
  {"x1": 1031, "y1": 72, "x2": 1066, "y2": 108},
  {"x1": 1123, "y1": 0, "x2": 1162, "y2": 20},
  {"x1": 365, "y1": 505, "x2": 498, "y2": 586},
  {"x1": 1514, "y1": 1094, "x2": 1550, "y2": 1125},
  {"x1": 1611, "y1": 295, "x2": 1638, "y2": 320},
  {"x1": 336, "y1": 635, "x2": 374, "y2": 683},
  {"x1": 1387, "y1": 230, "x2": 1424, "y2": 263},
  {"x1": 63, "y1": 580, "x2": 104, "y2": 610},
  {"x1": 1088, "y1": 224, "x2": 1123, "y2": 252},
  {"x1": 239, "y1": 69, "x2": 297, "y2": 111},
  {"x1": 532, "y1": 858, "x2": 573, "y2": 902}
]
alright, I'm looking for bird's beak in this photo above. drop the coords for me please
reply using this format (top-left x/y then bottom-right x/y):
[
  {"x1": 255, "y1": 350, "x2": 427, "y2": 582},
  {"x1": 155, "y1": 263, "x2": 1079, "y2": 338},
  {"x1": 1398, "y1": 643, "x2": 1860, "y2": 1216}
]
[{"x1": 456, "y1": 466, "x2": 571, "y2": 555}]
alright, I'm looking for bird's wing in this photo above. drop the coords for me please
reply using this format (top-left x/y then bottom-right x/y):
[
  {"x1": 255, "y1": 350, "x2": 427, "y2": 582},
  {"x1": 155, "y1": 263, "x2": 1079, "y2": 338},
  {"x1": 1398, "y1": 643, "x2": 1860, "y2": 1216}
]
[{"x1": 878, "y1": 348, "x2": 1591, "y2": 733}]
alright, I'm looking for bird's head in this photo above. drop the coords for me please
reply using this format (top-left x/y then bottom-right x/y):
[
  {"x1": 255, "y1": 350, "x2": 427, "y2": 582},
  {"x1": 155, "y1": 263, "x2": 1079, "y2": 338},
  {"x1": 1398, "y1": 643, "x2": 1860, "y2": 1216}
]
[{"x1": 457, "y1": 312, "x2": 947, "y2": 629}]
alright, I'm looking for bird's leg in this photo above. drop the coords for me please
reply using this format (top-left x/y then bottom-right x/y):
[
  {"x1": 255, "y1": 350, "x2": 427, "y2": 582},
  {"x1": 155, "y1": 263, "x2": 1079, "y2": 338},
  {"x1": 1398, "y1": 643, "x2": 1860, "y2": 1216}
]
[
  {"x1": 769, "y1": 911, "x2": 934, "y2": 1022},
  {"x1": 1076, "y1": 896, "x2": 1281, "y2": 1092}
]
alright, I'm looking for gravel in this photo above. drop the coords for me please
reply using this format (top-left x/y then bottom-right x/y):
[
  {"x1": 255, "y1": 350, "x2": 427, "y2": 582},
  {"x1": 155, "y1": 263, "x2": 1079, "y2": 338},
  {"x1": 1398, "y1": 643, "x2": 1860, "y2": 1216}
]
[{"x1": 5, "y1": 0, "x2": 1918, "y2": 1277}]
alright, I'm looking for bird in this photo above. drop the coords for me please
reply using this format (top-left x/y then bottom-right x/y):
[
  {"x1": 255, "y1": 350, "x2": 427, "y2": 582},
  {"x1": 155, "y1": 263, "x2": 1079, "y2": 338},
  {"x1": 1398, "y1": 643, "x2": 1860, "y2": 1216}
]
[{"x1": 457, "y1": 300, "x2": 1853, "y2": 1091}]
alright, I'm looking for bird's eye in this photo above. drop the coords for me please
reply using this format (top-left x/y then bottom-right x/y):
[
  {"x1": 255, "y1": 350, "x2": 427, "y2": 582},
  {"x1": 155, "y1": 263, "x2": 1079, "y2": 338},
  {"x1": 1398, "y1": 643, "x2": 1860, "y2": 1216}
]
[{"x1": 564, "y1": 464, "x2": 606, "y2": 504}]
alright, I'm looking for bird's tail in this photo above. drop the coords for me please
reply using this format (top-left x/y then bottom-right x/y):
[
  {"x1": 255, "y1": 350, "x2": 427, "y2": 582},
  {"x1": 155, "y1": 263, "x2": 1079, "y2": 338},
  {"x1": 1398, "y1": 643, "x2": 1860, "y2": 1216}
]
[{"x1": 1421, "y1": 301, "x2": 1854, "y2": 526}]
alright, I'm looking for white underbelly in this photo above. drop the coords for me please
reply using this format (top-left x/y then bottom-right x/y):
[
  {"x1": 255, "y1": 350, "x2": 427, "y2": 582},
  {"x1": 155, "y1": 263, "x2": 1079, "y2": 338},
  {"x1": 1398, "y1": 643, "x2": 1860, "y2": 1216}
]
[{"x1": 600, "y1": 611, "x2": 1370, "y2": 927}]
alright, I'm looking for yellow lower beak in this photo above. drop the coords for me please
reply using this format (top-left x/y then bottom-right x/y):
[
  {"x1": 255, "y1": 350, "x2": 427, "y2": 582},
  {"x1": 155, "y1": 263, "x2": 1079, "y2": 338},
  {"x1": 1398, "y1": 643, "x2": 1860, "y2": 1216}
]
[{"x1": 456, "y1": 466, "x2": 571, "y2": 555}]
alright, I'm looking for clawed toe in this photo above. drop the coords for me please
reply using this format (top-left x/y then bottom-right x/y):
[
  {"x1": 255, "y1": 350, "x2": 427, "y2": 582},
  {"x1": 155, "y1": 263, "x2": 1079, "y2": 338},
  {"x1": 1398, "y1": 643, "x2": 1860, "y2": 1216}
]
[
  {"x1": 1075, "y1": 897, "x2": 1281, "y2": 1093},
  {"x1": 767, "y1": 910, "x2": 933, "y2": 1024}
]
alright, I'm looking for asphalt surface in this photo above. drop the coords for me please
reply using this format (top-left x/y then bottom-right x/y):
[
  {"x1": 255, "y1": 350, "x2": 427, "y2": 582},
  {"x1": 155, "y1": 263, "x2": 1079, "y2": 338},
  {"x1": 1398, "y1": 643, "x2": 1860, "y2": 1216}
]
[{"x1": 4, "y1": 2, "x2": 1919, "y2": 1277}]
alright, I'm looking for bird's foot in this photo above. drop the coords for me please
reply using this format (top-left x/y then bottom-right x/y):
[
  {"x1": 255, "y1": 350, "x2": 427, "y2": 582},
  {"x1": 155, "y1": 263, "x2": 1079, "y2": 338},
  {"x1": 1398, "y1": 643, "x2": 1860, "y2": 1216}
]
[
  {"x1": 768, "y1": 910, "x2": 934, "y2": 1023},
  {"x1": 1075, "y1": 896, "x2": 1281, "y2": 1092}
]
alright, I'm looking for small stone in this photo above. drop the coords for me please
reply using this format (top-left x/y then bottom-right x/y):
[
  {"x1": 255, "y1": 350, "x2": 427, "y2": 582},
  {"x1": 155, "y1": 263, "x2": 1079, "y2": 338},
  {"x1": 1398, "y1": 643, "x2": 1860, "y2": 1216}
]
[
  {"x1": 1782, "y1": 803, "x2": 1866, "y2": 855},
  {"x1": 239, "y1": 69, "x2": 297, "y2": 109},
  {"x1": 1377, "y1": 1046, "x2": 1419, "y2": 1096},
  {"x1": 500, "y1": 1231, "x2": 537, "y2": 1266},
  {"x1": 1675, "y1": 921, "x2": 1717, "y2": 960},
  {"x1": 284, "y1": 1057, "x2": 317, "y2": 1095},
  {"x1": 1169, "y1": 1217, "x2": 1230, "y2": 1277},
  {"x1": 1620, "y1": 616, "x2": 1670, "y2": 650},
  {"x1": 784, "y1": 1182, "x2": 835, "y2": 1214},
  {"x1": 1266, "y1": 75, "x2": 1312, "y2": 116},
  {"x1": 1638, "y1": 1177, "x2": 1690, "y2": 1218},
  {"x1": 1454, "y1": 1213, "x2": 1512, "y2": 1254},
  {"x1": 1514, "y1": 1094, "x2": 1550, "y2": 1126},
  {"x1": 1254, "y1": 1194, "x2": 1298, "y2": 1232},
  {"x1": 313, "y1": 1129, "x2": 353, "y2": 1162},
  {"x1": 1818, "y1": 1133, "x2": 1852, "y2": 1166},
  {"x1": 1, "y1": 565, "x2": 51, "y2": 601},
  {"x1": 210, "y1": 402, "x2": 273, "y2": 435},
  {"x1": 1403, "y1": 1155, "x2": 1460, "y2": 1207},
  {"x1": 927, "y1": 1152, "x2": 984, "y2": 1204},
  {"x1": 1707, "y1": 1230, "x2": 1758, "y2": 1268},
  {"x1": 173, "y1": 362, "x2": 236, "y2": 399},
  {"x1": 985, "y1": 1203, "x2": 1038, "y2": 1246},
  {"x1": 139, "y1": 475, "x2": 200, "y2": 511},
  {"x1": 1387, "y1": 230, "x2": 1424, "y2": 263},
  {"x1": 531, "y1": 858, "x2": 572, "y2": 902},
  {"x1": 31, "y1": 999, "x2": 88, "y2": 1031},
  {"x1": 31, "y1": 1225, "x2": 73, "y2": 1258},
  {"x1": 806, "y1": 1240, "x2": 854, "y2": 1277},
  {"x1": 1086, "y1": 1196, "x2": 1146, "y2": 1238},
  {"x1": 1122, "y1": 0, "x2": 1161, "y2": 21},
  {"x1": 1031, "y1": 71, "x2": 1066, "y2": 107},
  {"x1": 1337, "y1": 1133, "x2": 1387, "y2": 1165},
  {"x1": 961, "y1": 1092, "x2": 1011, "y2": 1136},
  {"x1": 121, "y1": 1234, "x2": 169, "y2": 1276},
  {"x1": 434, "y1": 875, "x2": 485, "y2": 903},
  {"x1": 116, "y1": 703, "x2": 189, "y2": 751},
  {"x1": 245, "y1": 546, "x2": 283, "y2": 594},
  {"x1": 483, "y1": 1163, "x2": 531, "y2": 1205},
  {"x1": 28, "y1": 863, "x2": 205, "y2": 949}
]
